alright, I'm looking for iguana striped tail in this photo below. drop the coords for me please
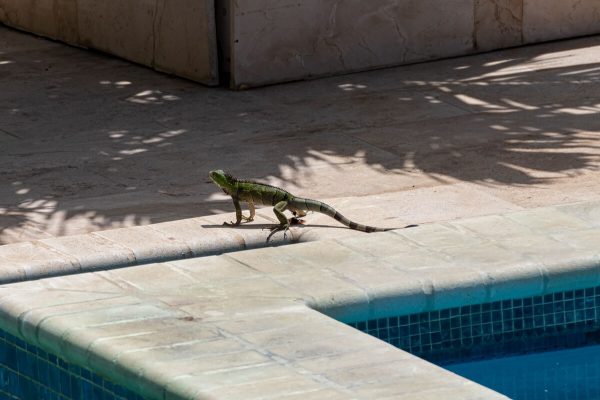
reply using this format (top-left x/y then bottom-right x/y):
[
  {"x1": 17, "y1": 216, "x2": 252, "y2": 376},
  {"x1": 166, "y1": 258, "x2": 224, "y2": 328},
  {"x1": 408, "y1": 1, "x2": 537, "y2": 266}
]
[{"x1": 288, "y1": 197, "x2": 391, "y2": 233}]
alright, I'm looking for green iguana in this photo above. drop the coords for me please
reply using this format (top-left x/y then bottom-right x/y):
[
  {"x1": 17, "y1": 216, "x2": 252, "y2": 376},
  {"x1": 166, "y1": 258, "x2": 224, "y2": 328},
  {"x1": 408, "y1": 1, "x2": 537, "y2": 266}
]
[{"x1": 209, "y1": 169, "x2": 416, "y2": 241}]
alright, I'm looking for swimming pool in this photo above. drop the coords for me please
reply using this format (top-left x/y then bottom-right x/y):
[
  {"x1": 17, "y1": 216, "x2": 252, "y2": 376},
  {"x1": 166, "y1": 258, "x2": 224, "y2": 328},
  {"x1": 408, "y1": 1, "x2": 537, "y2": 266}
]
[
  {"x1": 346, "y1": 285, "x2": 600, "y2": 398},
  {"x1": 0, "y1": 329, "x2": 142, "y2": 400},
  {"x1": 447, "y1": 344, "x2": 600, "y2": 400}
]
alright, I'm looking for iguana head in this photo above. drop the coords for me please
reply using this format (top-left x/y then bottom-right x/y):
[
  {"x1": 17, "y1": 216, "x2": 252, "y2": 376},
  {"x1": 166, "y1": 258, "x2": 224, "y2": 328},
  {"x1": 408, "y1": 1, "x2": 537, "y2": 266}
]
[{"x1": 209, "y1": 169, "x2": 236, "y2": 194}]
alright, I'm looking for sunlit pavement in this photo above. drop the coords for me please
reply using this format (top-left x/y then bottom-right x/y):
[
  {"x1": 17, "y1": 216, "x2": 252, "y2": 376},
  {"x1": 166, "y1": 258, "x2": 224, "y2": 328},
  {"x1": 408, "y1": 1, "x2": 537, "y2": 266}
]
[{"x1": 2, "y1": 25, "x2": 600, "y2": 244}]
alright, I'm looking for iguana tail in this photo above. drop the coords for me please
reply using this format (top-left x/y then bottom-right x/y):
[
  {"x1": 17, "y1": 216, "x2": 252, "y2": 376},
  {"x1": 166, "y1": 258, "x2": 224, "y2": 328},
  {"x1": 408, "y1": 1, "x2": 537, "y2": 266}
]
[{"x1": 289, "y1": 197, "x2": 392, "y2": 233}]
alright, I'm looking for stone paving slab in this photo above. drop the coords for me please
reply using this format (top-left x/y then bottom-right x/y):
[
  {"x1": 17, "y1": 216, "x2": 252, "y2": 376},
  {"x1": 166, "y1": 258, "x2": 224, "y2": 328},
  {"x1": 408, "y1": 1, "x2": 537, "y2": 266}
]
[
  {"x1": 2, "y1": 201, "x2": 600, "y2": 399},
  {"x1": 3, "y1": 26, "x2": 600, "y2": 244},
  {"x1": 0, "y1": 199, "x2": 596, "y2": 288}
]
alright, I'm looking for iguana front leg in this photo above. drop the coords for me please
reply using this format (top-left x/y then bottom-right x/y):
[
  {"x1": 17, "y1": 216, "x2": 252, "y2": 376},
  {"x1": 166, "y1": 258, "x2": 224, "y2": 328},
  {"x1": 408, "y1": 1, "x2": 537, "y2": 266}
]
[
  {"x1": 224, "y1": 197, "x2": 243, "y2": 226},
  {"x1": 267, "y1": 200, "x2": 291, "y2": 241}
]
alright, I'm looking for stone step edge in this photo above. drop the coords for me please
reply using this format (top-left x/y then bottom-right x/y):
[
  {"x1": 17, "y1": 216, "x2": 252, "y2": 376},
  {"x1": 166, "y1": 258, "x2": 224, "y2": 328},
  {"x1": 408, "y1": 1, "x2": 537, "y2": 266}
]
[{"x1": 0, "y1": 200, "x2": 598, "y2": 285}]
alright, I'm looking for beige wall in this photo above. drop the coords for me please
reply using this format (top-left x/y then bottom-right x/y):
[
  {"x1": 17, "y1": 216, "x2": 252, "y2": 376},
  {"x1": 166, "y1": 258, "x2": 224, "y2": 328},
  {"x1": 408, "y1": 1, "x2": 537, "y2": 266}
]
[
  {"x1": 523, "y1": 0, "x2": 600, "y2": 43},
  {"x1": 0, "y1": 0, "x2": 219, "y2": 85},
  {"x1": 223, "y1": 0, "x2": 600, "y2": 88},
  {"x1": 227, "y1": 0, "x2": 474, "y2": 88},
  {"x1": 474, "y1": 0, "x2": 523, "y2": 51},
  {"x1": 0, "y1": 0, "x2": 79, "y2": 44},
  {"x1": 1, "y1": 0, "x2": 599, "y2": 88}
]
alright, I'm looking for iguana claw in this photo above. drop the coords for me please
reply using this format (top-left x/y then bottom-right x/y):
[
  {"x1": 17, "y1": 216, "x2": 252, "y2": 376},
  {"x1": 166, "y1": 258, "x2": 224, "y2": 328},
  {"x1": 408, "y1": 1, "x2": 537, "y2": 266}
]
[{"x1": 266, "y1": 224, "x2": 290, "y2": 242}]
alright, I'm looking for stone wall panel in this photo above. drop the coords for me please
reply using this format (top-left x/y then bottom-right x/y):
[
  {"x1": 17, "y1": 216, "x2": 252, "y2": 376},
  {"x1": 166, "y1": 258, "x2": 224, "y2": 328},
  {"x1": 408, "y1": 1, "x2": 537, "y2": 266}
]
[
  {"x1": 0, "y1": 0, "x2": 219, "y2": 85},
  {"x1": 231, "y1": 0, "x2": 475, "y2": 87},
  {"x1": 77, "y1": 0, "x2": 156, "y2": 66},
  {"x1": 475, "y1": 0, "x2": 523, "y2": 51},
  {"x1": 524, "y1": 0, "x2": 600, "y2": 43},
  {"x1": 154, "y1": 0, "x2": 219, "y2": 85}
]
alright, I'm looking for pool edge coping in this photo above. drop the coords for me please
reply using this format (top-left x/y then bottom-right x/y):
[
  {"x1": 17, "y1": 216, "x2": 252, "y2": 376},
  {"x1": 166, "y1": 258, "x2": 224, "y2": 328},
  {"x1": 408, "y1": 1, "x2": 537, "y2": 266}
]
[{"x1": 0, "y1": 200, "x2": 600, "y2": 398}]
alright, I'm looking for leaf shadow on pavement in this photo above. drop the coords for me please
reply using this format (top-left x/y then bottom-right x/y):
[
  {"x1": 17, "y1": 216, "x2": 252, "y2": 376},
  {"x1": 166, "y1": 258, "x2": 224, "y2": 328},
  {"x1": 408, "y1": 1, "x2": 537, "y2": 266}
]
[{"x1": 2, "y1": 26, "x2": 600, "y2": 243}]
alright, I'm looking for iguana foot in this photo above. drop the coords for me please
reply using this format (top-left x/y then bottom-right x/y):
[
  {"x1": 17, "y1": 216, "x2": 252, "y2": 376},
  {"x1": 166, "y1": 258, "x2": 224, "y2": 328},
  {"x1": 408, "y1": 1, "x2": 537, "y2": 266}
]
[
  {"x1": 223, "y1": 221, "x2": 241, "y2": 226},
  {"x1": 241, "y1": 215, "x2": 254, "y2": 223},
  {"x1": 266, "y1": 224, "x2": 290, "y2": 242}
]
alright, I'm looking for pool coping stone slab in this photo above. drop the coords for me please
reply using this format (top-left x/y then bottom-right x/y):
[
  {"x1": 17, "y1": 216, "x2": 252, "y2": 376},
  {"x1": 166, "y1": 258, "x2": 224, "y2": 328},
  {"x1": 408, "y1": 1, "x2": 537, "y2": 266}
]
[{"x1": 1, "y1": 200, "x2": 600, "y2": 398}]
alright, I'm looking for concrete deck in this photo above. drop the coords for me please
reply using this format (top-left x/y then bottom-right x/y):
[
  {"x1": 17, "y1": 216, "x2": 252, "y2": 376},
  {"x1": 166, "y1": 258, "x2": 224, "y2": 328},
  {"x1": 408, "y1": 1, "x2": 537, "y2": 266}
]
[
  {"x1": 2, "y1": 23, "x2": 600, "y2": 400},
  {"x1": 2, "y1": 201, "x2": 600, "y2": 399},
  {"x1": 2, "y1": 25, "x2": 600, "y2": 244}
]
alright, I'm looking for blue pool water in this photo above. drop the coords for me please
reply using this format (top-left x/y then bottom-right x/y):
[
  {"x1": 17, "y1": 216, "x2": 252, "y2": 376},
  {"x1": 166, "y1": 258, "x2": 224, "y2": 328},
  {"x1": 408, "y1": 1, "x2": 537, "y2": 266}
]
[{"x1": 447, "y1": 344, "x2": 600, "y2": 400}]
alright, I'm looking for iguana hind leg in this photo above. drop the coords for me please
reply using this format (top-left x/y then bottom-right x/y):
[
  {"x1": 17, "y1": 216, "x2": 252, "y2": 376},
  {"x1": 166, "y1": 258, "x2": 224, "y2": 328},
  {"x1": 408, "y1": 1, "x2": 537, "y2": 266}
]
[
  {"x1": 267, "y1": 200, "x2": 290, "y2": 242},
  {"x1": 241, "y1": 200, "x2": 255, "y2": 222}
]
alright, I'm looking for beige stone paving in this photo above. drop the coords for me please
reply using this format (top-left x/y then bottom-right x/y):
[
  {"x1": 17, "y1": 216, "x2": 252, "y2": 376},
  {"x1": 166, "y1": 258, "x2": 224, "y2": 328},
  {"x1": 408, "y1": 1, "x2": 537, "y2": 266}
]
[
  {"x1": 2, "y1": 24, "x2": 600, "y2": 400},
  {"x1": 2, "y1": 26, "x2": 600, "y2": 243},
  {"x1": 0, "y1": 202, "x2": 599, "y2": 399}
]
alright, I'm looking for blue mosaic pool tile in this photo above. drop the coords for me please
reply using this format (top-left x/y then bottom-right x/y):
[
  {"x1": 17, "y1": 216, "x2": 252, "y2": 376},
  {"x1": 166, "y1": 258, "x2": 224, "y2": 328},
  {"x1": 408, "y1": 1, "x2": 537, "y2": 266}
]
[
  {"x1": 348, "y1": 285, "x2": 600, "y2": 365},
  {"x1": 0, "y1": 330, "x2": 145, "y2": 400}
]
